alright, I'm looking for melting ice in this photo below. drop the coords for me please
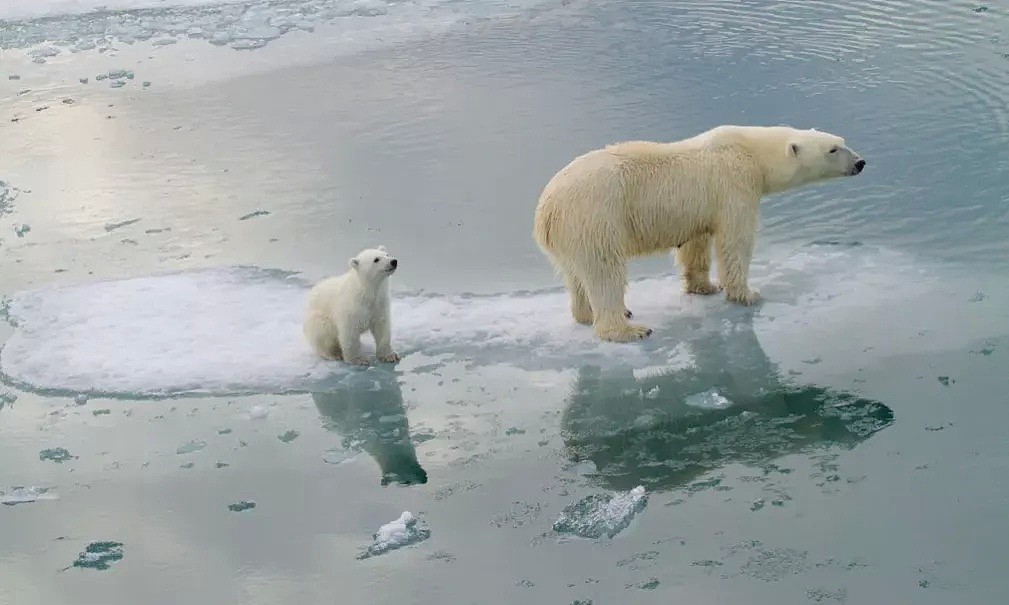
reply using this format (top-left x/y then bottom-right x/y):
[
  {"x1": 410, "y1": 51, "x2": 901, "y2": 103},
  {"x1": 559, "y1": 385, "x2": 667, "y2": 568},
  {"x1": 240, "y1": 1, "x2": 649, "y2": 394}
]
[
  {"x1": 0, "y1": 245, "x2": 953, "y2": 397},
  {"x1": 553, "y1": 486, "x2": 648, "y2": 539},
  {"x1": 357, "y1": 511, "x2": 431, "y2": 560}
]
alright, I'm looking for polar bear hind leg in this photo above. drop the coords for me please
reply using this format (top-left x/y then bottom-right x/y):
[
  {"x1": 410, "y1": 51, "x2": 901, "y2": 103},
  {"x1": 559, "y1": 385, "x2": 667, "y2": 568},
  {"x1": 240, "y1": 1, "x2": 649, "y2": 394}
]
[
  {"x1": 573, "y1": 257, "x2": 652, "y2": 342},
  {"x1": 676, "y1": 233, "x2": 721, "y2": 295}
]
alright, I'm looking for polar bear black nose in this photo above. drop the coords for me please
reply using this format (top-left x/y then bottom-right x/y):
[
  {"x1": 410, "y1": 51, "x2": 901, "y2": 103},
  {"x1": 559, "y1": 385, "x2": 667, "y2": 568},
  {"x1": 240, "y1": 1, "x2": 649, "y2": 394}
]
[
  {"x1": 853, "y1": 159, "x2": 866, "y2": 174},
  {"x1": 390, "y1": 259, "x2": 398, "y2": 268}
]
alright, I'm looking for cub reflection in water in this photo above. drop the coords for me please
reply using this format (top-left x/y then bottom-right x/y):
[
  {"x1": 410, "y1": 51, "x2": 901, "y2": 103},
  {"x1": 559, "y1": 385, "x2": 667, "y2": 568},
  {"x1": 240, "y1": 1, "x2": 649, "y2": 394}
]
[
  {"x1": 312, "y1": 369, "x2": 428, "y2": 486},
  {"x1": 560, "y1": 310, "x2": 893, "y2": 492}
]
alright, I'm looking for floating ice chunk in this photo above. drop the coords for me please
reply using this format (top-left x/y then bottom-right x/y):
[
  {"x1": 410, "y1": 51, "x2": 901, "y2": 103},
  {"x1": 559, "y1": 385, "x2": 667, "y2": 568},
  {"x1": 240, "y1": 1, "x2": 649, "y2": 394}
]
[
  {"x1": 110, "y1": 80, "x2": 126, "y2": 88},
  {"x1": 553, "y1": 486, "x2": 648, "y2": 539},
  {"x1": 323, "y1": 448, "x2": 358, "y2": 465},
  {"x1": 2, "y1": 486, "x2": 58, "y2": 505},
  {"x1": 357, "y1": 511, "x2": 430, "y2": 560},
  {"x1": 176, "y1": 440, "x2": 206, "y2": 455},
  {"x1": 14, "y1": 224, "x2": 31, "y2": 237},
  {"x1": 39, "y1": 447, "x2": 74, "y2": 463},
  {"x1": 71, "y1": 541, "x2": 123, "y2": 571},
  {"x1": 248, "y1": 405, "x2": 268, "y2": 420},
  {"x1": 683, "y1": 388, "x2": 733, "y2": 410},
  {"x1": 228, "y1": 500, "x2": 255, "y2": 512}
]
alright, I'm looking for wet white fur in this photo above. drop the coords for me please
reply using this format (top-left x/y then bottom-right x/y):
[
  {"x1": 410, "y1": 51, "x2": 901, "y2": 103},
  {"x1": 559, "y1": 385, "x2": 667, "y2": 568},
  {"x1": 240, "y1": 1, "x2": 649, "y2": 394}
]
[
  {"x1": 303, "y1": 246, "x2": 400, "y2": 365},
  {"x1": 532, "y1": 125, "x2": 865, "y2": 342}
]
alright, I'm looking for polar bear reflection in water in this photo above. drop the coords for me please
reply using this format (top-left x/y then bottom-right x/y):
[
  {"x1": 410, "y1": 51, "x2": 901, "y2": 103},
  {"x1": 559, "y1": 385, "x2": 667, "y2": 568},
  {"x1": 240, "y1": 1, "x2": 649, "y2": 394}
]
[
  {"x1": 311, "y1": 370, "x2": 427, "y2": 487},
  {"x1": 559, "y1": 309, "x2": 893, "y2": 492}
]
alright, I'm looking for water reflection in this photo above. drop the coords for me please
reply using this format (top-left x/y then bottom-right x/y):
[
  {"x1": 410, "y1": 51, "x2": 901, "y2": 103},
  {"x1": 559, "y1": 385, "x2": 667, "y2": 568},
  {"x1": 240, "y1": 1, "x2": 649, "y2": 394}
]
[
  {"x1": 560, "y1": 310, "x2": 894, "y2": 492},
  {"x1": 311, "y1": 370, "x2": 428, "y2": 486}
]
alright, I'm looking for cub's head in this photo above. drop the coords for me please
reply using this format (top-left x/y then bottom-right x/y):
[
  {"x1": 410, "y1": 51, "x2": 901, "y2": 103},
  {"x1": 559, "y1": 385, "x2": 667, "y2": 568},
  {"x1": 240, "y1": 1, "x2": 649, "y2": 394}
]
[
  {"x1": 349, "y1": 245, "x2": 398, "y2": 282},
  {"x1": 778, "y1": 127, "x2": 865, "y2": 191}
]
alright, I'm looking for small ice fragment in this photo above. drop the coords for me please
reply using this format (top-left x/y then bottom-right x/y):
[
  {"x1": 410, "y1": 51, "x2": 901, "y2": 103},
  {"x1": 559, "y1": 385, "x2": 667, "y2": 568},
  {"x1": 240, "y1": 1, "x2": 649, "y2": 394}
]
[
  {"x1": 180, "y1": 462, "x2": 194, "y2": 469},
  {"x1": 75, "y1": 394, "x2": 89, "y2": 406},
  {"x1": 323, "y1": 448, "x2": 357, "y2": 465},
  {"x1": 104, "y1": 218, "x2": 140, "y2": 232},
  {"x1": 176, "y1": 440, "x2": 206, "y2": 455},
  {"x1": 39, "y1": 447, "x2": 74, "y2": 463},
  {"x1": 644, "y1": 385, "x2": 660, "y2": 399},
  {"x1": 110, "y1": 81, "x2": 126, "y2": 89},
  {"x1": 218, "y1": 428, "x2": 232, "y2": 435},
  {"x1": 215, "y1": 462, "x2": 229, "y2": 468},
  {"x1": 79, "y1": 77, "x2": 89, "y2": 84},
  {"x1": 71, "y1": 541, "x2": 123, "y2": 570},
  {"x1": 248, "y1": 405, "x2": 268, "y2": 420},
  {"x1": 8, "y1": 75, "x2": 20, "y2": 80},
  {"x1": 357, "y1": 511, "x2": 431, "y2": 560},
  {"x1": 14, "y1": 224, "x2": 31, "y2": 237},
  {"x1": 239, "y1": 210, "x2": 270, "y2": 221},
  {"x1": 683, "y1": 388, "x2": 732, "y2": 410},
  {"x1": 277, "y1": 430, "x2": 299, "y2": 443},
  {"x1": 228, "y1": 500, "x2": 256, "y2": 512},
  {"x1": 96, "y1": 74, "x2": 108, "y2": 81},
  {"x1": 504, "y1": 427, "x2": 526, "y2": 435},
  {"x1": 107, "y1": 69, "x2": 133, "y2": 80},
  {"x1": 92, "y1": 409, "x2": 111, "y2": 416},
  {"x1": 553, "y1": 486, "x2": 648, "y2": 539},
  {"x1": 153, "y1": 39, "x2": 177, "y2": 46},
  {"x1": 969, "y1": 290, "x2": 986, "y2": 302},
  {"x1": 2, "y1": 486, "x2": 58, "y2": 506},
  {"x1": 143, "y1": 81, "x2": 151, "y2": 88}
]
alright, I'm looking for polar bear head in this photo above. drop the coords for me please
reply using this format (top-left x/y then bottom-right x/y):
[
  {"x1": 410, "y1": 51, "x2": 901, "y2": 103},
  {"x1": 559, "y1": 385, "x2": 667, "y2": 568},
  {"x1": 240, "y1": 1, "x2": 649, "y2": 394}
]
[
  {"x1": 750, "y1": 126, "x2": 866, "y2": 194},
  {"x1": 349, "y1": 245, "x2": 398, "y2": 283}
]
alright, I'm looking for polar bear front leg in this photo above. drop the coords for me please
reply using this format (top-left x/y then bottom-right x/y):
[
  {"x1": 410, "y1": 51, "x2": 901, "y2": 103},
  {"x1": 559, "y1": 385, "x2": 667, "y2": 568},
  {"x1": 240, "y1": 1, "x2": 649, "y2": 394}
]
[
  {"x1": 337, "y1": 322, "x2": 369, "y2": 366},
  {"x1": 371, "y1": 315, "x2": 400, "y2": 364},
  {"x1": 676, "y1": 234, "x2": 721, "y2": 295},
  {"x1": 580, "y1": 260, "x2": 653, "y2": 342},
  {"x1": 716, "y1": 205, "x2": 761, "y2": 306}
]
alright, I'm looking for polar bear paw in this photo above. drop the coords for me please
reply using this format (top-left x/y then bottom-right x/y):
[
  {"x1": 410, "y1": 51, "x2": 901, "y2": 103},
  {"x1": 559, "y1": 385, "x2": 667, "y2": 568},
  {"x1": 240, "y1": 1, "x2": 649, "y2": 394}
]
[
  {"x1": 727, "y1": 288, "x2": 761, "y2": 306},
  {"x1": 378, "y1": 351, "x2": 401, "y2": 364},
  {"x1": 596, "y1": 323, "x2": 653, "y2": 342},
  {"x1": 346, "y1": 356, "x2": 371, "y2": 366},
  {"x1": 685, "y1": 281, "x2": 722, "y2": 295}
]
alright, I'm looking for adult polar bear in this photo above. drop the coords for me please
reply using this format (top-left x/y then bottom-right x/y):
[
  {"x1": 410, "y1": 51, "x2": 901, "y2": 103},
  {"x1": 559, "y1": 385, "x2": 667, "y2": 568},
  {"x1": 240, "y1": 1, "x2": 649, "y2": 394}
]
[{"x1": 533, "y1": 125, "x2": 867, "y2": 342}]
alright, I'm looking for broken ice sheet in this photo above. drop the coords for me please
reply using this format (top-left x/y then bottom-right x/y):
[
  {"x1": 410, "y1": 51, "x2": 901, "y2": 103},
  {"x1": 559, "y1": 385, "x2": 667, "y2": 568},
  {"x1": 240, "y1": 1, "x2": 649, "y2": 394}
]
[
  {"x1": 553, "y1": 486, "x2": 648, "y2": 539},
  {"x1": 2, "y1": 486, "x2": 58, "y2": 506},
  {"x1": 357, "y1": 511, "x2": 431, "y2": 560}
]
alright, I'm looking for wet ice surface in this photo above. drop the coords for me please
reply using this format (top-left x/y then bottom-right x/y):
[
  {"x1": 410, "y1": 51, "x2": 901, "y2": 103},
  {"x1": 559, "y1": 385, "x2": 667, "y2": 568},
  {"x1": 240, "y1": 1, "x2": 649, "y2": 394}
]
[
  {"x1": 1, "y1": 486, "x2": 58, "y2": 506},
  {"x1": 357, "y1": 511, "x2": 431, "y2": 560},
  {"x1": 553, "y1": 485, "x2": 647, "y2": 539},
  {"x1": 0, "y1": 245, "x2": 946, "y2": 398}
]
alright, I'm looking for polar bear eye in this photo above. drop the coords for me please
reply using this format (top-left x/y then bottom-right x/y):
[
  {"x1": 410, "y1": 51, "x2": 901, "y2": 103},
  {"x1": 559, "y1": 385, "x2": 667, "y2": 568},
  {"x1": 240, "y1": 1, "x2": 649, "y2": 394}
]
[
  {"x1": 829, "y1": 147, "x2": 838, "y2": 154},
  {"x1": 373, "y1": 258, "x2": 380, "y2": 263}
]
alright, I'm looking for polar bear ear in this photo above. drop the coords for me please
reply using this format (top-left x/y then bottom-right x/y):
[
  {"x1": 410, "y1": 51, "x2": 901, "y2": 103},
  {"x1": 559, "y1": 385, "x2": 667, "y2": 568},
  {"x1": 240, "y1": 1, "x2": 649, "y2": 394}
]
[
  {"x1": 377, "y1": 245, "x2": 387, "y2": 252},
  {"x1": 349, "y1": 257, "x2": 360, "y2": 270},
  {"x1": 789, "y1": 143, "x2": 800, "y2": 156}
]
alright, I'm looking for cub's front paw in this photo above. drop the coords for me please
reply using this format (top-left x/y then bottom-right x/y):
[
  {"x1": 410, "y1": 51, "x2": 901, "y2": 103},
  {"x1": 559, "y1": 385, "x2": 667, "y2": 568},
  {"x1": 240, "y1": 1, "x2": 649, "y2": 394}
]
[
  {"x1": 378, "y1": 351, "x2": 401, "y2": 364},
  {"x1": 346, "y1": 356, "x2": 371, "y2": 366}
]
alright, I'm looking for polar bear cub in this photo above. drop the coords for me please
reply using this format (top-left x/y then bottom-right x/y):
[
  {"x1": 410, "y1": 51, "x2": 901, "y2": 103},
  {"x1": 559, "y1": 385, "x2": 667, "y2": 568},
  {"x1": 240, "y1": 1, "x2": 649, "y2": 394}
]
[{"x1": 303, "y1": 246, "x2": 401, "y2": 365}]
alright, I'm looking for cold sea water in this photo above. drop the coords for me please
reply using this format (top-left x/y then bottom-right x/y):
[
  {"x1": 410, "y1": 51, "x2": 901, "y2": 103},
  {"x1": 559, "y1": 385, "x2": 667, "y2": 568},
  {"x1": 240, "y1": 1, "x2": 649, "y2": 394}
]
[{"x1": 1, "y1": 0, "x2": 1008, "y2": 603}]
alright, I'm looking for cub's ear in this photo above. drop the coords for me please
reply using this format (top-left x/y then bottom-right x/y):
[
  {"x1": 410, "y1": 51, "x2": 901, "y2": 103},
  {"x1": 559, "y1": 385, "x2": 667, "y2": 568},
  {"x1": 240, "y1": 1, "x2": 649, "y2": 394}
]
[
  {"x1": 377, "y1": 245, "x2": 387, "y2": 252},
  {"x1": 789, "y1": 142, "x2": 800, "y2": 156},
  {"x1": 349, "y1": 257, "x2": 359, "y2": 269}
]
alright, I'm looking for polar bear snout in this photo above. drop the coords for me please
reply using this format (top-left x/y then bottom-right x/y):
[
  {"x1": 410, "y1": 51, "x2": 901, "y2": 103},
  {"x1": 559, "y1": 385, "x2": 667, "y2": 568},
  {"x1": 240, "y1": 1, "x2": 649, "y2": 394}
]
[
  {"x1": 851, "y1": 158, "x2": 866, "y2": 175},
  {"x1": 386, "y1": 258, "x2": 398, "y2": 273}
]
